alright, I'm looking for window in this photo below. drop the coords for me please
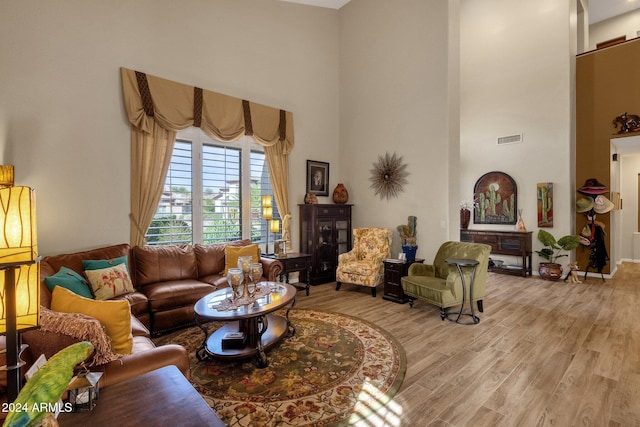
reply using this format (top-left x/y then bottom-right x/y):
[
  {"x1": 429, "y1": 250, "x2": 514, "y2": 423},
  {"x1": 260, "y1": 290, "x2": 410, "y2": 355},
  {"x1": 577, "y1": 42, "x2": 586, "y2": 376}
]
[{"x1": 146, "y1": 127, "x2": 279, "y2": 246}]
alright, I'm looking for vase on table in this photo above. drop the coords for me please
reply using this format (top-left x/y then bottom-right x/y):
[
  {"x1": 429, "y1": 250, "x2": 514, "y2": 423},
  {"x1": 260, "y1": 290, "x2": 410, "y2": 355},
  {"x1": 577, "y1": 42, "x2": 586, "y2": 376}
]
[
  {"x1": 460, "y1": 209, "x2": 471, "y2": 229},
  {"x1": 332, "y1": 183, "x2": 349, "y2": 204},
  {"x1": 402, "y1": 245, "x2": 418, "y2": 263}
]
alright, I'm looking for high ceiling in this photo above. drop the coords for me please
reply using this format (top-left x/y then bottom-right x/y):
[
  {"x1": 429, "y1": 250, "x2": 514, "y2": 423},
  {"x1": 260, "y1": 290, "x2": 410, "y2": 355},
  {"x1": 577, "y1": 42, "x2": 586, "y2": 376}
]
[
  {"x1": 590, "y1": 0, "x2": 640, "y2": 24},
  {"x1": 280, "y1": 0, "x2": 640, "y2": 25}
]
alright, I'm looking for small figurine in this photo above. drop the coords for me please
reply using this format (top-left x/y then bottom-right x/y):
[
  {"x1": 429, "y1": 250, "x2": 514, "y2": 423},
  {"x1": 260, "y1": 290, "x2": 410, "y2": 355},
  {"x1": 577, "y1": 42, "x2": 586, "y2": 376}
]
[{"x1": 564, "y1": 262, "x2": 582, "y2": 283}]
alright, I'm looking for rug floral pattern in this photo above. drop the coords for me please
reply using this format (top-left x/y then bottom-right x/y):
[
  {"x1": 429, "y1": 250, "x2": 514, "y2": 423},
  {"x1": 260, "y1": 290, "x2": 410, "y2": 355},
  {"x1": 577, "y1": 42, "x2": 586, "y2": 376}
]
[{"x1": 154, "y1": 309, "x2": 406, "y2": 426}]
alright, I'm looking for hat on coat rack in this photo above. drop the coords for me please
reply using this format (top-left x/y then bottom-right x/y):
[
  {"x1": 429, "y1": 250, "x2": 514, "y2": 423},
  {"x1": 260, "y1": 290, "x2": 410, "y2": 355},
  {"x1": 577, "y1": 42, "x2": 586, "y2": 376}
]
[
  {"x1": 593, "y1": 195, "x2": 614, "y2": 214},
  {"x1": 576, "y1": 197, "x2": 595, "y2": 213},
  {"x1": 577, "y1": 178, "x2": 608, "y2": 195}
]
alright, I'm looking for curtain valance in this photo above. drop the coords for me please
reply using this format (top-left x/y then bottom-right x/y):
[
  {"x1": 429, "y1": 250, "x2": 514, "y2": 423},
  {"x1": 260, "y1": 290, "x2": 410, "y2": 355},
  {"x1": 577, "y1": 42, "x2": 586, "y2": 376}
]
[{"x1": 120, "y1": 67, "x2": 294, "y2": 151}]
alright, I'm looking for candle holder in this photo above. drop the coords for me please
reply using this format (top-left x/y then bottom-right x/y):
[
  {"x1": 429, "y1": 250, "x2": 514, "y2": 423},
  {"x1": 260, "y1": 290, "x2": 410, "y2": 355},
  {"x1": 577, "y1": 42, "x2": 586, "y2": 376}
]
[
  {"x1": 227, "y1": 268, "x2": 244, "y2": 300},
  {"x1": 237, "y1": 256, "x2": 253, "y2": 298}
]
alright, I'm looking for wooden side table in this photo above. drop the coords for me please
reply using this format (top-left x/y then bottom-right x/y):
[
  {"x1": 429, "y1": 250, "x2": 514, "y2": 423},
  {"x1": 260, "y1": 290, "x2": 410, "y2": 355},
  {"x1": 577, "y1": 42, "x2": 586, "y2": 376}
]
[
  {"x1": 444, "y1": 258, "x2": 480, "y2": 325},
  {"x1": 266, "y1": 252, "x2": 311, "y2": 296},
  {"x1": 383, "y1": 258, "x2": 424, "y2": 304}
]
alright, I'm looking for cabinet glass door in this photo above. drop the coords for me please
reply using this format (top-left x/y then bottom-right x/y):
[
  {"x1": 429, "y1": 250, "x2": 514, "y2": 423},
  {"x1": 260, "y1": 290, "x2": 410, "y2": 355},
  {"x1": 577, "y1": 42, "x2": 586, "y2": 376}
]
[
  {"x1": 317, "y1": 220, "x2": 334, "y2": 272},
  {"x1": 336, "y1": 220, "x2": 349, "y2": 255}
]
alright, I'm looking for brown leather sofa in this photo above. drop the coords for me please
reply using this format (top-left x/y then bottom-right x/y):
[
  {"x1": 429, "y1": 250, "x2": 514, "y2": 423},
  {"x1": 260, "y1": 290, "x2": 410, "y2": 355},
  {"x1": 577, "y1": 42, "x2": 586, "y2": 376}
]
[
  {"x1": 0, "y1": 243, "x2": 189, "y2": 421},
  {"x1": 0, "y1": 239, "x2": 282, "y2": 412},
  {"x1": 130, "y1": 240, "x2": 283, "y2": 335}
]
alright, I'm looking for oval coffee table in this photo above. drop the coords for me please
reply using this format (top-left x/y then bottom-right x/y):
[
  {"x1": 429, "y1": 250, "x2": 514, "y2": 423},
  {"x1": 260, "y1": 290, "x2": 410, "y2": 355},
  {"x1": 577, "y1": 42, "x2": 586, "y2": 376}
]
[{"x1": 194, "y1": 282, "x2": 296, "y2": 368}]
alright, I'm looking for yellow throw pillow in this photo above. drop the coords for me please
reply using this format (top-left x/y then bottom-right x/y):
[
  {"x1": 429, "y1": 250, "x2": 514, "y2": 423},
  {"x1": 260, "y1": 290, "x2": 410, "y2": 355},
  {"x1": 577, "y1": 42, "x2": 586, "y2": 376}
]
[
  {"x1": 51, "y1": 286, "x2": 133, "y2": 355},
  {"x1": 224, "y1": 244, "x2": 260, "y2": 276},
  {"x1": 85, "y1": 263, "x2": 135, "y2": 300}
]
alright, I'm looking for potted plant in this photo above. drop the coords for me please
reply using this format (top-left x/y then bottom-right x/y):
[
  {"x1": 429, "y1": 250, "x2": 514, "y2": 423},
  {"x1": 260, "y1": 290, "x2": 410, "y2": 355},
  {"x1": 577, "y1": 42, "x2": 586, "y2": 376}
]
[
  {"x1": 397, "y1": 216, "x2": 418, "y2": 262},
  {"x1": 535, "y1": 229, "x2": 580, "y2": 280}
]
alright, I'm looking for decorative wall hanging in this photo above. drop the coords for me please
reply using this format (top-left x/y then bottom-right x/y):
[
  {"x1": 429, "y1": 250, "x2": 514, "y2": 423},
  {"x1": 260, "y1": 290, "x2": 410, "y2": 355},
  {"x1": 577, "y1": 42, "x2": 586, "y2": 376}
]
[
  {"x1": 612, "y1": 112, "x2": 640, "y2": 134},
  {"x1": 537, "y1": 182, "x2": 553, "y2": 227},
  {"x1": 369, "y1": 152, "x2": 409, "y2": 200},
  {"x1": 473, "y1": 171, "x2": 517, "y2": 225},
  {"x1": 306, "y1": 160, "x2": 329, "y2": 197}
]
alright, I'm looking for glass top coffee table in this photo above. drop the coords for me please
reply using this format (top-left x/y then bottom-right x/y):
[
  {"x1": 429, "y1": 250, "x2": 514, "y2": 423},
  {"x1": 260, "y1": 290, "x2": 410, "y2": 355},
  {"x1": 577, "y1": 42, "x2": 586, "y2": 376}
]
[{"x1": 193, "y1": 282, "x2": 296, "y2": 368}]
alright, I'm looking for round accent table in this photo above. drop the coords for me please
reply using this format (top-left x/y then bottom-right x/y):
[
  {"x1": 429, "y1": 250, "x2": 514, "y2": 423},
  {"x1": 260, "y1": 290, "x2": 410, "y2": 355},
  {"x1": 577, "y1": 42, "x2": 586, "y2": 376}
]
[
  {"x1": 444, "y1": 258, "x2": 480, "y2": 325},
  {"x1": 194, "y1": 282, "x2": 296, "y2": 367}
]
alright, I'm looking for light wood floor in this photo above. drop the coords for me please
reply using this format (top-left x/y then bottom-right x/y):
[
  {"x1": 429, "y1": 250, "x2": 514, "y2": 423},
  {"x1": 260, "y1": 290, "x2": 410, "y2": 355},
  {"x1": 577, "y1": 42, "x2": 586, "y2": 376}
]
[{"x1": 295, "y1": 262, "x2": 640, "y2": 426}]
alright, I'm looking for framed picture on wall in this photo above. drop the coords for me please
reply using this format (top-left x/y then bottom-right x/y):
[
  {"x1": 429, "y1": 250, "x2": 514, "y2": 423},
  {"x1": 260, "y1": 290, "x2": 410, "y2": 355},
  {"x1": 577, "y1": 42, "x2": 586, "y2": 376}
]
[
  {"x1": 306, "y1": 160, "x2": 329, "y2": 196},
  {"x1": 473, "y1": 171, "x2": 518, "y2": 225},
  {"x1": 537, "y1": 182, "x2": 553, "y2": 227}
]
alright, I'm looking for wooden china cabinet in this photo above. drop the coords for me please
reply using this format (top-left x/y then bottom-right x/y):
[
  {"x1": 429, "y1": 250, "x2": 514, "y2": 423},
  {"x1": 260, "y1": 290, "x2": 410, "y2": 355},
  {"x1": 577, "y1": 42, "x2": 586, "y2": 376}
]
[{"x1": 299, "y1": 204, "x2": 352, "y2": 285}]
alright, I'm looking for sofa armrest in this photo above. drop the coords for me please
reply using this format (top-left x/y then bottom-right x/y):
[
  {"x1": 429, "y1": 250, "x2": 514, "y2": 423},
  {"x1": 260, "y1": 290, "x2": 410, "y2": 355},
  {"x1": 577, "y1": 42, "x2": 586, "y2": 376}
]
[
  {"x1": 260, "y1": 257, "x2": 283, "y2": 281},
  {"x1": 338, "y1": 250, "x2": 357, "y2": 263},
  {"x1": 98, "y1": 344, "x2": 190, "y2": 388},
  {"x1": 408, "y1": 263, "x2": 435, "y2": 276}
]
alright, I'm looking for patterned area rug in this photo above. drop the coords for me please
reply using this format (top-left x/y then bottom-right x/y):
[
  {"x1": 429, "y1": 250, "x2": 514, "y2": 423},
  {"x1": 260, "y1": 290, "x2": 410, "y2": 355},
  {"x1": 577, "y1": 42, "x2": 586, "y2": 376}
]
[{"x1": 154, "y1": 309, "x2": 406, "y2": 426}]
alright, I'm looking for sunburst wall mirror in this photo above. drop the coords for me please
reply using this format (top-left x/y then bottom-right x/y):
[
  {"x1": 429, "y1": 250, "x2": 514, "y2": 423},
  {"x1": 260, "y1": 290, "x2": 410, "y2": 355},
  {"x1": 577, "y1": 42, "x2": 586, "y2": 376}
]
[{"x1": 369, "y1": 152, "x2": 409, "y2": 200}]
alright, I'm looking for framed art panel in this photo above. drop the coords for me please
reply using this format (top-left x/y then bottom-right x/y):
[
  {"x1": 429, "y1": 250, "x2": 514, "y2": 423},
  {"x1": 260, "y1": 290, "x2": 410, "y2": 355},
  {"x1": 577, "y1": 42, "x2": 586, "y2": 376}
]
[
  {"x1": 306, "y1": 160, "x2": 329, "y2": 196},
  {"x1": 537, "y1": 182, "x2": 553, "y2": 227},
  {"x1": 473, "y1": 171, "x2": 517, "y2": 225}
]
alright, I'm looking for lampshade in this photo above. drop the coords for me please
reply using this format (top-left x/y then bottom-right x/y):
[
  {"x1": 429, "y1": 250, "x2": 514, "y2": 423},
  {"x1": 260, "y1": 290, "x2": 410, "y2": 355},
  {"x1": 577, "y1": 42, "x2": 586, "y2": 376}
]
[
  {"x1": 263, "y1": 206, "x2": 273, "y2": 221},
  {"x1": 0, "y1": 186, "x2": 38, "y2": 264},
  {"x1": 270, "y1": 219, "x2": 280, "y2": 233},
  {"x1": 261, "y1": 195, "x2": 272, "y2": 209},
  {"x1": 0, "y1": 166, "x2": 14, "y2": 188},
  {"x1": 0, "y1": 263, "x2": 39, "y2": 333},
  {"x1": 0, "y1": 186, "x2": 39, "y2": 334}
]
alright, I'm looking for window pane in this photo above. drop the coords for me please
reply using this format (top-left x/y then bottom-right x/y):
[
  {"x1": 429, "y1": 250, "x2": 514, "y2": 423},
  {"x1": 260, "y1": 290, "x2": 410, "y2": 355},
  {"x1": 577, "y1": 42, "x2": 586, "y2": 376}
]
[
  {"x1": 252, "y1": 151, "x2": 279, "y2": 250},
  {"x1": 146, "y1": 141, "x2": 193, "y2": 245},
  {"x1": 202, "y1": 143, "x2": 241, "y2": 244}
]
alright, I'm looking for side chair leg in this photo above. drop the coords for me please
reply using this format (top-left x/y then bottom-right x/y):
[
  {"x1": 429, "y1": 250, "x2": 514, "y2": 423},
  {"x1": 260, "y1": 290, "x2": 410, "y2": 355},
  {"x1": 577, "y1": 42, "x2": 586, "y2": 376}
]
[
  {"x1": 336, "y1": 282, "x2": 341, "y2": 291},
  {"x1": 477, "y1": 300, "x2": 484, "y2": 313},
  {"x1": 408, "y1": 298, "x2": 414, "y2": 307},
  {"x1": 371, "y1": 287, "x2": 376, "y2": 297},
  {"x1": 440, "y1": 307, "x2": 446, "y2": 321}
]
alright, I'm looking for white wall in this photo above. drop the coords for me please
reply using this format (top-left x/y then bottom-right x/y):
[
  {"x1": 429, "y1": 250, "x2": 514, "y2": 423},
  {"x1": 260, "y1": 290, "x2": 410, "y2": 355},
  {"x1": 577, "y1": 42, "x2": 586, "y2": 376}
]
[
  {"x1": 0, "y1": 0, "x2": 340, "y2": 254},
  {"x1": 339, "y1": 0, "x2": 453, "y2": 260},
  {"x1": 590, "y1": 9, "x2": 640, "y2": 51},
  {"x1": 620, "y1": 154, "x2": 640, "y2": 260},
  {"x1": 460, "y1": 0, "x2": 575, "y2": 267}
]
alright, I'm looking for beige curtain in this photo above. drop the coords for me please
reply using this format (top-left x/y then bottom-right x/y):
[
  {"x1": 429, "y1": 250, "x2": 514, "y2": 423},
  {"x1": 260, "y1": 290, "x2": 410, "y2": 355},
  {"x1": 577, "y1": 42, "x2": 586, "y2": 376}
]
[{"x1": 121, "y1": 68, "x2": 295, "y2": 245}]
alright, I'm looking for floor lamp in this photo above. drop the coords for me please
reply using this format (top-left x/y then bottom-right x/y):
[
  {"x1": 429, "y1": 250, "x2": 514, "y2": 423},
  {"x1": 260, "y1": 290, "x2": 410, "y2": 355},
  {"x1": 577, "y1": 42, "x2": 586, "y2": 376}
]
[
  {"x1": 262, "y1": 195, "x2": 273, "y2": 254},
  {"x1": 0, "y1": 181, "x2": 41, "y2": 403}
]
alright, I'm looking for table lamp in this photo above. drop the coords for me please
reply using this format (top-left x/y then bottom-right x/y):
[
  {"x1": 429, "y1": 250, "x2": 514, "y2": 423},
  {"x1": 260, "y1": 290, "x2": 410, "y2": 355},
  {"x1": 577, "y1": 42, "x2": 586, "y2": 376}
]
[
  {"x1": 0, "y1": 183, "x2": 40, "y2": 403},
  {"x1": 262, "y1": 195, "x2": 273, "y2": 254}
]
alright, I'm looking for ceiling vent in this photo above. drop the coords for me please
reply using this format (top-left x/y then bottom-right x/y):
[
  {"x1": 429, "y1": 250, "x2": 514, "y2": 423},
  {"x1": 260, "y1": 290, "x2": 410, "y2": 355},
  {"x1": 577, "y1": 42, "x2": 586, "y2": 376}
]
[{"x1": 497, "y1": 133, "x2": 523, "y2": 145}]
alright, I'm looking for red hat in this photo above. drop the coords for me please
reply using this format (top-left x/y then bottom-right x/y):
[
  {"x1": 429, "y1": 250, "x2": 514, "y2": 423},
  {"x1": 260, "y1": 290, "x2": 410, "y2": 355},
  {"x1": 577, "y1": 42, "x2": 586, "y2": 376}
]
[{"x1": 577, "y1": 178, "x2": 608, "y2": 195}]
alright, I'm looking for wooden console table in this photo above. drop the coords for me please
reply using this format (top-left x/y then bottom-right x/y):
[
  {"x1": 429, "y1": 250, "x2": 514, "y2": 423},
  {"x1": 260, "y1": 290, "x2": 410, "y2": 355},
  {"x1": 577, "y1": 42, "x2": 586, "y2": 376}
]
[
  {"x1": 58, "y1": 365, "x2": 224, "y2": 426},
  {"x1": 460, "y1": 229, "x2": 532, "y2": 277}
]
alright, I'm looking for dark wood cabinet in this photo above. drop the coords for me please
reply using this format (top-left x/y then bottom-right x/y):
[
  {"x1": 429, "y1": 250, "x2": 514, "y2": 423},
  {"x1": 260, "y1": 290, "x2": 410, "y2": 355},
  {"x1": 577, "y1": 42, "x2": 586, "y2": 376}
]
[
  {"x1": 383, "y1": 258, "x2": 424, "y2": 303},
  {"x1": 460, "y1": 229, "x2": 532, "y2": 277},
  {"x1": 299, "y1": 204, "x2": 352, "y2": 285}
]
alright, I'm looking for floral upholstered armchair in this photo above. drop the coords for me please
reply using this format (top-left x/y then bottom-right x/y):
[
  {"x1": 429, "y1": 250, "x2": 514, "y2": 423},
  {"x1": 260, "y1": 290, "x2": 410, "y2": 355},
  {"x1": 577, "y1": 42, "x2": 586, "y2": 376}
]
[{"x1": 336, "y1": 228, "x2": 392, "y2": 297}]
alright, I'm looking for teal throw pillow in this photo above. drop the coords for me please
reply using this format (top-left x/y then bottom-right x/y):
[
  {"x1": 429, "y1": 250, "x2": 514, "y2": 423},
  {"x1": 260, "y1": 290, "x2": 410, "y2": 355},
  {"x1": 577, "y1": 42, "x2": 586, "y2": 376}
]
[
  {"x1": 83, "y1": 255, "x2": 129, "y2": 272},
  {"x1": 44, "y1": 267, "x2": 94, "y2": 299}
]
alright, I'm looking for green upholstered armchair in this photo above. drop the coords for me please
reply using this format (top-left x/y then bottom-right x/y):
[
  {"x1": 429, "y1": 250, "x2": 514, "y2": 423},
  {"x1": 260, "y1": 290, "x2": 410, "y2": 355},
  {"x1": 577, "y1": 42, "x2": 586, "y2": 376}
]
[
  {"x1": 336, "y1": 227, "x2": 392, "y2": 297},
  {"x1": 401, "y1": 241, "x2": 491, "y2": 319}
]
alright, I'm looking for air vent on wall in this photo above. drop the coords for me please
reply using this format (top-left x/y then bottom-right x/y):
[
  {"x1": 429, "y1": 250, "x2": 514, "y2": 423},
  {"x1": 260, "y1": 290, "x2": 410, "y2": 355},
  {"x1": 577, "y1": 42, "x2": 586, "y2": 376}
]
[{"x1": 497, "y1": 133, "x2": 523, "y2": 145}]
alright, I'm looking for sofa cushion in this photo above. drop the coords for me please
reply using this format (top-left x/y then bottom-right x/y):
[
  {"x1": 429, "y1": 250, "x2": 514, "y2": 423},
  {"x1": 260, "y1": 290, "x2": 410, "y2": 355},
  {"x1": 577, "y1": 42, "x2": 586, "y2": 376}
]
[
  {"x1": 132, "y1": 245, "x2": 198, "y2": 288},
  {"x1": 44, "y1": 267, "x2": 94, "y2": 299},
  {"x1": 42, "y1": 244, "x2": 131, "y2": 281},
  {"x1": 223, "y1": 244, "x2": 260, "y2": 275},
  {"x1": 51, "y1": 287, "x2": 133, "y2": 355},
  {"x1": 85, "y1": 263, "x2": 136, "y2": 300},
  {"x1": 143, "y1": 280, "x2": 215, "y2": 313},
  {"x1": 194, "y1": 239, "x2": 251, "y2": 278},
  {"x1": 38, "y1": 307, "x2": 119, "y2": 366},
  {"x1": 83, "y1": 255, "x2": 130, "y2": 273}
]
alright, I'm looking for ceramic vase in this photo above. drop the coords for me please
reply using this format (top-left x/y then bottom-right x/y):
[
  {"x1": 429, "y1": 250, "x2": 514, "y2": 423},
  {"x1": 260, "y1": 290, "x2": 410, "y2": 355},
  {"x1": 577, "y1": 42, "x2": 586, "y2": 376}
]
[
  {"x1": 332, "y1": 183, "x2": 349, "y2": 204},
  {"x1": 402, "y1": 245, "x2": 418, "y2": 263},
  {"x1": 460, "y1": 209, "x2": 471, "y2": 229}
]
